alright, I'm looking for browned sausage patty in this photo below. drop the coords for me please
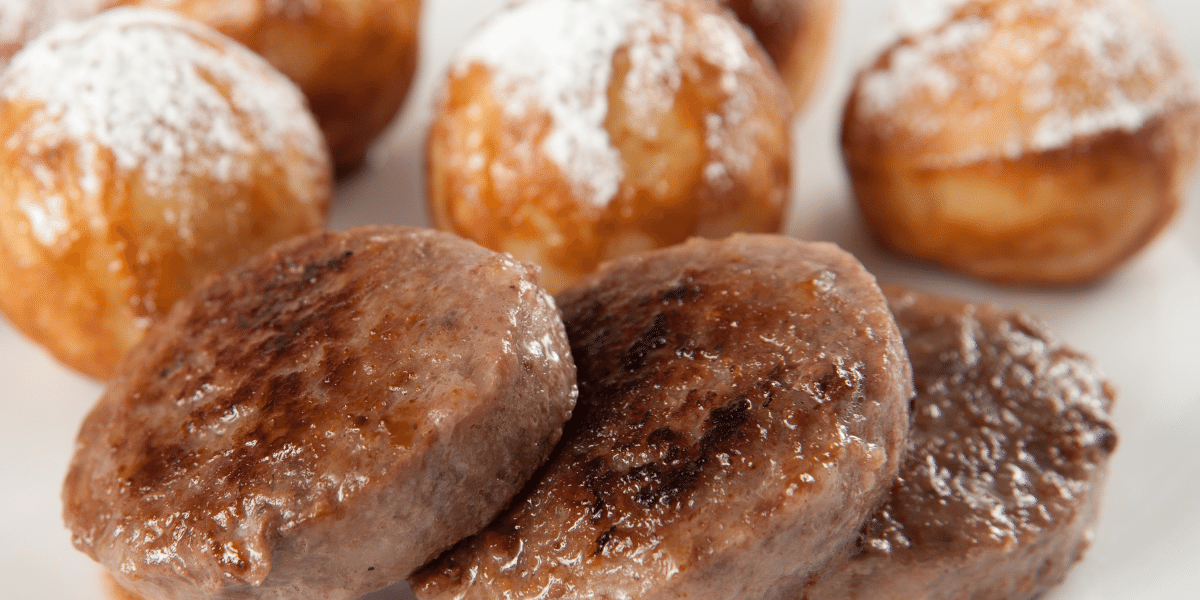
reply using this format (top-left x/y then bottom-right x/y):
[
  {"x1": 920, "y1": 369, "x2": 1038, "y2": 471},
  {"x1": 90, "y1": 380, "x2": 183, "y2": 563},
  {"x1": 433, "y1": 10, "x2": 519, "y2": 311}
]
[
  {"x1": 804, "y1": 286, "x2": 1118, "y2": 600},
  {"x1": 411, "y1": 234, "x2": 913, "y2": 600},
  {"x1": 63, "y1": 226, "x2": 578, "y2": 600}
]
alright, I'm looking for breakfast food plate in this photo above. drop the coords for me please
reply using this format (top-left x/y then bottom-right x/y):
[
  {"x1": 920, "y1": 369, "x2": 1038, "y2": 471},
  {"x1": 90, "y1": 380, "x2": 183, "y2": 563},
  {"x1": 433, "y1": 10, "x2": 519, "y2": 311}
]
[{"x1": 1, "y1": 0, "x2": 1197, "y2": 599}]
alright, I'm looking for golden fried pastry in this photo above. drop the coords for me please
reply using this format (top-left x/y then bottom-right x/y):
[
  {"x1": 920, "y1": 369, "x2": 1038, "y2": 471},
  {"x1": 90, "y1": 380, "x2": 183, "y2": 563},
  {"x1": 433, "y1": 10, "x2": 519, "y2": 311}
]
[
  {"x1": 719, "y1": 0, "x2": 839, "y2": 111},
  {"x1": 110, "y1": 0, "x2": 422, "y2": 174},
  {"x1": 0, "y1": 1, "x2": 102, "y2": 72},
  {"x1": 0, "y1": 7, "x2": 331, "y2": 379},
  {"x1": 842, "y1": 0, "x2": 1200, "y2": 285},
  {"x1": 428, "y1": 0, "x2": 792, "y2": 293}
]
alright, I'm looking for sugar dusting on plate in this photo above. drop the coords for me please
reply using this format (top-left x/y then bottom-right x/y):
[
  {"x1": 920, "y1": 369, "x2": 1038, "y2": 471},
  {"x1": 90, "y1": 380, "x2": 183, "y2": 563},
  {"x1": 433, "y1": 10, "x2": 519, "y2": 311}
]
[
  {"x1": 453, "y1": 0, "x2": 761, "y2": 208},
  {"x1": 854, "y1": 0, "x2": 1197, "y2": 164}
]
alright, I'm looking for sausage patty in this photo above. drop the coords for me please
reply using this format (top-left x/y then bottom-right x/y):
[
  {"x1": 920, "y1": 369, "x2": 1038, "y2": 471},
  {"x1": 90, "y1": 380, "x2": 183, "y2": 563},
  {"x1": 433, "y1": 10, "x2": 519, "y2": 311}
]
[
  {"x1": 411, "y1": 234, "x2": 913, "y2": 600},
  {"x1": 804, "y1": 286, "x2": 1118, "y2": 600},
  {"x1": 63, "y1": 226, "x2": 578, "y2": 600}
]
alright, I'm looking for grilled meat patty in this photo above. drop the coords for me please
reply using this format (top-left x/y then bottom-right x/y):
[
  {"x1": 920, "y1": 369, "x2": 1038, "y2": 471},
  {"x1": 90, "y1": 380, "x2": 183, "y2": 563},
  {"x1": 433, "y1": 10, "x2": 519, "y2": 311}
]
[
  {"x1": 63, "y1": 226, "x2": 578, "y2": 600},
  {"x1": 803, "y1": 286, "x2": 1118, "y2": 600},
  {"x1": 411, "y1": 234, "x2": 913, "y2": 600}
]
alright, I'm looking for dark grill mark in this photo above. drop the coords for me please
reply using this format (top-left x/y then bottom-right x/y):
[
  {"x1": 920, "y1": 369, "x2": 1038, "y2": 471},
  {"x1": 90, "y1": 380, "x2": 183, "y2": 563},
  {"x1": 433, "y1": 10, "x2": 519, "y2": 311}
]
[
  {"x1": 646, "y1": 427, "x2": 679, "y2": 446},
  {"x1": 620, "y1": 313, "x2": 669, "y2": 371},
  {"x1": 658, "y1": 275, "x2": 703, "y2": 306},
  {"x1": 630, "y1": 397, "x2": 753, "y2": 509},
  {"x1": 232, "y1": 251, "x2": 355, "y2": 335},
  {"x1": 702, "y1": 397, "x2": 753, "y2": 454},
  {"x1": 594, "y1": 526, "x2": 617, "y2": 556},
  {"x1": 124, "y1": 441, "x2": 190, "y2": 494},
  {"x1": 302, "y1": 251, "x2": 353, "y2": 281}
]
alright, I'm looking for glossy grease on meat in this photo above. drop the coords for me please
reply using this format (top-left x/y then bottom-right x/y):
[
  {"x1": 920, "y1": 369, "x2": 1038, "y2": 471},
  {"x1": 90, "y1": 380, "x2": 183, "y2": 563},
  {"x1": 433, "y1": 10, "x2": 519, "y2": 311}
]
[
  {"x1": 63, "y1": 226, "x2": 577, "y2": 600},
  {"x1": 411, "y1": 234, "x2": 913, "y2": 600},
  {"x1": 804, "y1": 287, "x2": 1117, "y2": 600}
]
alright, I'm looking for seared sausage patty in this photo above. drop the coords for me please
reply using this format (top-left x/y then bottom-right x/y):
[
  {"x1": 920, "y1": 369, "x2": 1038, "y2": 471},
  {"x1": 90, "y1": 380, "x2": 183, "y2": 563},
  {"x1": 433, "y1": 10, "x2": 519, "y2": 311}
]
[
  {"x1": 411, "y1": 234, "x2": 912, "y2": 600},
  {"x1": 63, "y1": 226, "x2": 577, "y2": 600},
  {"x1": 804, "y1": 287, "x2": 1118, "y2": 600}
]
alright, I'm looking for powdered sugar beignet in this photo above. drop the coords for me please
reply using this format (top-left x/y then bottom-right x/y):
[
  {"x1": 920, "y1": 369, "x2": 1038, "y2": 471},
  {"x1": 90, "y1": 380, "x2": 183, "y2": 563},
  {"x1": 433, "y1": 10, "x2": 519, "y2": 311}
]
[
  {"x1": 111, "y1": 0, "x2": 422, "y2": 175},
  {"x1": 427, "y1": 0, "x2": 792, "y2": 293},
  {"x1": 0, "y1": 8, "x2": 331, "y2": 379},
  {"x1": 842, "y1": 0, "x2": 1200, "y2": 285}
]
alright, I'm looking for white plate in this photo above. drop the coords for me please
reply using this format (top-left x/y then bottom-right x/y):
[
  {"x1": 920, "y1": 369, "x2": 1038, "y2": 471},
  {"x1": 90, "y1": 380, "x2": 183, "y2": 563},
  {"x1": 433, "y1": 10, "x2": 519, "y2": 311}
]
[{"x1": 2, "y1": 0, "x2": 1198, "y2": 598}]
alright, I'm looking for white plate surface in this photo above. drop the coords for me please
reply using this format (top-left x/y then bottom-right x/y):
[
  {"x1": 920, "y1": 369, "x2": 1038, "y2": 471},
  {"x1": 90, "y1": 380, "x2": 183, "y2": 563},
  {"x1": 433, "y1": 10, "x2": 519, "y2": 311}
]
[{"x1": 2, "y1": 0, "x2": 1198, "y2": 598}]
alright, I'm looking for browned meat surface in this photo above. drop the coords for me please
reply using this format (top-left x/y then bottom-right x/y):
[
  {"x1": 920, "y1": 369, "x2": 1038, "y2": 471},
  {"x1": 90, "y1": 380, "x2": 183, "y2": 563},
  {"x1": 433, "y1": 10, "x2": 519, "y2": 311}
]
[
  {"x1": 804, "y1": 286, "x2": 1118, "y2": 600},
  {"x1": 411, "y1": 234, "x2": 913, "y2": 600},
  {"x1": 63, "y1": 226, "x2": 578, "y2": 600}
]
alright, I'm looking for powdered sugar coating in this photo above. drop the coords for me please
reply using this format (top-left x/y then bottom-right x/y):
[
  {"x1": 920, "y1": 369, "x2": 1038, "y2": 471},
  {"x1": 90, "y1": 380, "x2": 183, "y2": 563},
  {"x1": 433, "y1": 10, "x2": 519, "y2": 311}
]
[
  {"x1": 1, "y1": 7, "x2": 325, "y2": 214},
  {"x1": 696, "y1": 10, "x2": 755, "y2": 189},
  {"x1": 453, "y1": 0, "x2": 763, "y2": 207},
  {"x1": 0, "y1": 0, "x2": 102, "y2": 71},
  {"x1": 853, "y1": 0, "x2": 1197, "y2": 164},
  {"x1": 866, "y1": 0, "x2": 969, "y2": 56}
]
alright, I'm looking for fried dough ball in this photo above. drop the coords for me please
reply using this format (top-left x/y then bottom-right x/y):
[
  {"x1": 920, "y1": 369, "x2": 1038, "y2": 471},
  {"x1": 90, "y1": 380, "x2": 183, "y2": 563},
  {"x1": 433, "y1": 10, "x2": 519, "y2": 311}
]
[
  {"x1": 719, "y1": 0, "x2": 839, "y2": 111},
  {"x1": 428, "y1": 0, "x2": 792, "y2": 293},
  {"x1": 0, "y1": 7, "x2": 331, "y2": 379},
  {"x1": 2, "y1": 0, "x2": 420, "y2": 174},
  {"x1": 109, "y1": 0, "x2": 422, "y2": 174},
  {"x1": 842, "y1": 0, "x2": 1200, "y2": 285}
]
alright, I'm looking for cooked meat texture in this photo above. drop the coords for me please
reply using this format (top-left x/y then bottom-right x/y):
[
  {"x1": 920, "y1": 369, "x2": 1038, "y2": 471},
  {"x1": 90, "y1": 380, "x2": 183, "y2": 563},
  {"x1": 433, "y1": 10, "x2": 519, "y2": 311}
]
[
  {"x1": 62, "y1": 226, "x2": 578, "y2": 600},
  {"x1": 411, "y1": 234, "x2": 913, "y2": 600},
  {"x1": 803, "y1": 286, "x2": 1118, "y2": 600}
]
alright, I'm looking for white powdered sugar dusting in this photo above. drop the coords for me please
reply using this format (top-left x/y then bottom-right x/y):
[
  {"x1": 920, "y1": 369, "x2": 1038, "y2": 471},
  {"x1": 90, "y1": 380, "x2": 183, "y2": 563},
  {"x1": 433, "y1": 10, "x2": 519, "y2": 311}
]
[
  {"x1": 859, "y1": 0, "x2": 970, "y2": 66},
  {"x1": 455, "y1": 0, "x2": 757, "y2": 208},
  {"x1": 695, "y1": 11, "x2": 757, "y2": 189},
  {"x1": 859, "y1": 15, "x2": 989, "y2": 117},
  {"x1": 0, "y1": 0, "x2": 103, "y2": 70},
  {"x1": 888, "y1": 0, "x2": 971, "y2": 42},
  {"x1": 456, "y1": 0, "x2": 672, "y2": 208},
  {"x1": 1, "y1": 0, "x2": 100, "y2": 45},
  {"x1": 18, "y1": 190, "x2": 68, "y2": 245},
  {"x1": 619, "y1": 3, "x2": 685, "y2": 138},
  {"x1": 696, "y1": 11, "x2": 750, "y2": 81},
  {"x1": 1025, "y1": 1, "x2": 1177, "y2": 150},
  {"x1": 1, "y1": 8, "x2": 322, "y2": 219},
  {"x1": 856, "y1": 0, "x2": 1196, "y2": 163}
]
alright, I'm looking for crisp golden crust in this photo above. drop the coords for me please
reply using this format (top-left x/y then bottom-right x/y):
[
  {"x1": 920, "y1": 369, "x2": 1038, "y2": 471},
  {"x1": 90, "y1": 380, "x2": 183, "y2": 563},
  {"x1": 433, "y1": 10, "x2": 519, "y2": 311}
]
[
  {"x1": 64, "y1": 226, "x2": 577, "y2": 600},
  {"x1": 805, "y1": 286, "x2": 1117, "y2": 600},
  {"x1": 412, "y1": 235, "x2": 912, "y2": 600},
  {"x1": 0, "y1": 8, "x2": 331, "y2": 379},
  {"x1": 842, "y1": 0, "x2": 1200, "y2": 284},
  {"x1": 427, "y1": 0, "x2": 792, "y2": 293},
  {"x1": 111, "y1": 0, "x2": 422, "y2": 174},
  {"x1": 720, "y1": 0, "x2": 839, "y2": 111},
  {"x1": 846, "y1": 116, "x2": 1198, "y2": 284},
  {"x1": 2, "y1": 0, "x2": 419, "y2": 174}
]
